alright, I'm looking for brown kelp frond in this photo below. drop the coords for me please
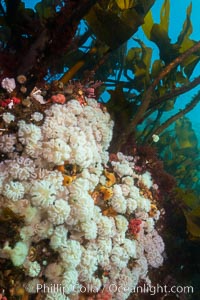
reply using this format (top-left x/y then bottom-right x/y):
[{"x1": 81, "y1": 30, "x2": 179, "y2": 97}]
[{"x1": 147, "y1": 89, "x2": 200, "y2": 140}]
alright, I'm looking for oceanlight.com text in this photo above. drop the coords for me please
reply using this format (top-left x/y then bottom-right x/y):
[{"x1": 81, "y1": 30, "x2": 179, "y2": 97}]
[
  {"x1": 125, "y1": 283, "x2": 194, "y2": 296},
  {"x1": 37, "y1": 283, "x2": 194, "y2": 296}
]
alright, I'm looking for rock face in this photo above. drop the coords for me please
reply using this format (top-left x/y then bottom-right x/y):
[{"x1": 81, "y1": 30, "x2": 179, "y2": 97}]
[{"x1": 0, "y1": 89, "x2": 164, "y2": 300}]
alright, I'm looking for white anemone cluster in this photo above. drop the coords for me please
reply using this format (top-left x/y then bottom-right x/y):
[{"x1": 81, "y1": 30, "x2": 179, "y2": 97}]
[{"x1": 0, "y1": 97, "x2": 165, "y2": 300}]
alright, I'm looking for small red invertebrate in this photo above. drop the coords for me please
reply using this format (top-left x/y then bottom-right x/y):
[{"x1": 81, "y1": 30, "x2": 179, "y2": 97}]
[
  {"x1": 0, "y1": 293, "x2": 7, "y2": 300},
  {"x1": 128, "y1": 218, "x2": 142, "y2": 235},
  {"x1": 12, "y1": 97, "x2": 21, "y2": 104},
  {"x1": 51, "y1": 93, "x2": 66, "y2": 104},
  {"x1": 0, "y1": 97, "x2": 21, "y2": 107}
]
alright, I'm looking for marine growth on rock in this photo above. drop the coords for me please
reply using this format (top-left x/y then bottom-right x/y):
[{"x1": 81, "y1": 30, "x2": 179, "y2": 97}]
[{"x1": 0, "y1": 78, "x2": 164, "y2": 300}]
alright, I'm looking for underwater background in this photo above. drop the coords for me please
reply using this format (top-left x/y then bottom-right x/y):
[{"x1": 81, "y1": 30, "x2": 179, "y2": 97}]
[
  {"x1": 0, "y1": 0, "x2": 200, "y2": 299},
  {"x1": 25, "y1": 0, "x2": 200, "y2": 139},
  {"x1": 25, "y1": 0, "x2": 200, "y2": 130}
]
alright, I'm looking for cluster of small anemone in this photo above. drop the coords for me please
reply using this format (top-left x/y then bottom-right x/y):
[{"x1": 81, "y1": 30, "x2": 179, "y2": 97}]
[{"x1": 0, "y1": 77, "x2": 164, "y2": 300}]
